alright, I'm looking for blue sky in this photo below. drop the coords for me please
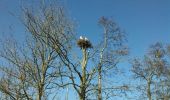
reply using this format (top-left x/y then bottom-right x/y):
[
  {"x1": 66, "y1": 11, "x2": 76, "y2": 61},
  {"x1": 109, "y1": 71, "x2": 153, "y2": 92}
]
[{"x1": 0, "y1": 0, "x2": 170, "y2": 99}]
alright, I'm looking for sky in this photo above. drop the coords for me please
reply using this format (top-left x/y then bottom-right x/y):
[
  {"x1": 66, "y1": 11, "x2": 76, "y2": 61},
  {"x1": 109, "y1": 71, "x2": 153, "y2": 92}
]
[{"x1": 0, "y1": 0, "x2": 170, "y2": 99}]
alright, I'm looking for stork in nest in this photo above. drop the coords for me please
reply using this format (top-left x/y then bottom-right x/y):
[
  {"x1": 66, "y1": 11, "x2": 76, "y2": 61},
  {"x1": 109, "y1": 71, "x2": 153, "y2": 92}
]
[{"x1": 77, "y1": 36, "x2": 92, "y2": 49}]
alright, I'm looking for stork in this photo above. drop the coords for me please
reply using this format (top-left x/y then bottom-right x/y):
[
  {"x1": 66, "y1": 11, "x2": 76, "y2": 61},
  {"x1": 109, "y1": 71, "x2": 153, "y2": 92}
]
[
  {"x1": 80, "y1": 36, "x2": 83, "y2": 40},
  {"x1": 84, "y1": 37, "x2": 88, "y2": 41}
]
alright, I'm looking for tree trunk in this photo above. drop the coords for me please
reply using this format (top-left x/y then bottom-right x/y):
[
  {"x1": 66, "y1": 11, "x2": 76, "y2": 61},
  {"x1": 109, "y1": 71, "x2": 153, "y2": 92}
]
[
  {"x1": 37, "y1": 88, "x2": 42, "y2": 100},
  {"x1": 79, "y1": 48, "x2": 88, "y2": 100},
  {"x1": 37, "y1": 82, "x2": 44, "y2": 100},
  {"x1": 147, "y1": 79, "x2": 151, "y2": 100},
  {"x1": 98, "y1": 63, "x2": 102, "y2": 100},
  {"x1": 97, "y1": 25, "x2": 107, "y2": 100},
  {"x1": 79, "y1": 91, "x2": 86, "y2": 100}
]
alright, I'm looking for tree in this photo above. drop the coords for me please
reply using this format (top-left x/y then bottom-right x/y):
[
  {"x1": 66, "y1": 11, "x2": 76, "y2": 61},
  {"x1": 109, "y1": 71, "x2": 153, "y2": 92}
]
[
  {"x1": 96, "y1": 16, "x2": 128, "y2": 100},
  {"x1": 23, "y1": 3, "x2": 95, "y2": 99},
  {"x1": 77, "y1": 37, "x2": 92, "y2": 100},
  {"x1": 131, "y1": 42, "x2": 167, "y2": 100},
  {"x1": 0, "y1": 1, "x2": 72, "y2": 100},
  {"x1": 0, "y1": 34, "x2": 60, "y2": 100},
  {"x1": 22, "y1": 1, "x2": 91, "y2": 100},
  {"x1": 156, "y1": 44, "x2": 170, "y2": 99}
]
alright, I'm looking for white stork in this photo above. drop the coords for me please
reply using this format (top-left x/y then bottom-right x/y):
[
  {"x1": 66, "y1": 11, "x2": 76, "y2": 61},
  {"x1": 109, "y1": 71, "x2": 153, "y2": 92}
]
[
  {"x1": 84, "y1": 37, "x2": 88, "y2": 41},
  {"x1": 80, "y1": 36, "x2": 83, "y2": 40}
]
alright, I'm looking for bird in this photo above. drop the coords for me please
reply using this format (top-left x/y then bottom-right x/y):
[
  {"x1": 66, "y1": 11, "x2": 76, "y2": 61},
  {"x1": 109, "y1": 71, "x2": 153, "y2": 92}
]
[
  {"x1": 84, "y1": 37, "x2": 88, "y2": 41},
  {"x1": 80, "y1": 36, "x2": 83, "y2": 40}
]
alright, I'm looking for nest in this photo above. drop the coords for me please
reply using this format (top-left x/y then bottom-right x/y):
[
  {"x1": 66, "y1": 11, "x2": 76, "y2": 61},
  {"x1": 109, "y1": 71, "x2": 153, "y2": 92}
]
[{"x1": 77, "y1": 39, "x2": 92, "y2": 49}]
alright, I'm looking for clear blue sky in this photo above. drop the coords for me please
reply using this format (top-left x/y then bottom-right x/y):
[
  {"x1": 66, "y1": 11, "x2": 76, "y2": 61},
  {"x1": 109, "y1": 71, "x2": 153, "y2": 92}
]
[{"x1": 0, "y1": 0, "x2": 170, "y2": 99}]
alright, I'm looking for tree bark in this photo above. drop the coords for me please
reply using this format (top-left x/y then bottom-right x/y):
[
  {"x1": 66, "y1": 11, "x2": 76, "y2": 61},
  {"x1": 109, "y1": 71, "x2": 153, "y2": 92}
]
[
  {"x1": 98, "y1": 63, "x2": 102, "y2": 100},
  {"x1": 97, "y1": 27, "x2": 107, "y2": 100},
  {"x1": 37, "y1": 86, "x2": 43, "y2": 100},
  {"x1": 79, "y1": 48, "x2": 88, "y2": 100},
  {"x1": 147, "y1": 79, "x2": 151, "y2": 100}
]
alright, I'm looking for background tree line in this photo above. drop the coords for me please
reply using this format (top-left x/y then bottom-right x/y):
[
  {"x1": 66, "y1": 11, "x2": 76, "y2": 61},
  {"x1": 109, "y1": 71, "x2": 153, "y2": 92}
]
[{"x1": 0, "y1": 0, "x2": 169, "y2": 100}]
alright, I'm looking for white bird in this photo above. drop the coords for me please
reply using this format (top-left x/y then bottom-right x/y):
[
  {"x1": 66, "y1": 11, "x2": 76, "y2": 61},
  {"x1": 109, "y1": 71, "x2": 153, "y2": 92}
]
[
  {"x1": 80, "y1": 36, "x2": 83, "y2": 40},
  {"x1": 84, "y1": 37, "x2": 88, "y2": 41}
]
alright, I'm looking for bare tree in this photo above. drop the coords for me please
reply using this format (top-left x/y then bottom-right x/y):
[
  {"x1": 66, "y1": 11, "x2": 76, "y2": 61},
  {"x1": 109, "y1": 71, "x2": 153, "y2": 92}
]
[
  {"x1": 0, "y1": 34, "x2": 60, "y2": 100},
  {"x1": 96, "y1": 16, "x2": 128, "y2": 100},
  {"x1": 22, "y1": 0, "x2": 96, "y2": 99},
  {"x1": 77, "y1": 37, "x2": 93, "y2": 100},
  {"x1": 155, "y1": 44, "x2": 170, "y2": 99},
  {"x1": 131, "y1": 42, "x2": 167, "y2": 100},
  {"x1": 22, "y1": 1, "x2": 92, "y2": 100}
]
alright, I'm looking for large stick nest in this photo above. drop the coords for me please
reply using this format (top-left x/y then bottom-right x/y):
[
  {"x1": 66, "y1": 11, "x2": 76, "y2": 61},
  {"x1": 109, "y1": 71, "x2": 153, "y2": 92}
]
[{"x1": 77, "y1": 39, "x2": 92, "y2": 49}]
